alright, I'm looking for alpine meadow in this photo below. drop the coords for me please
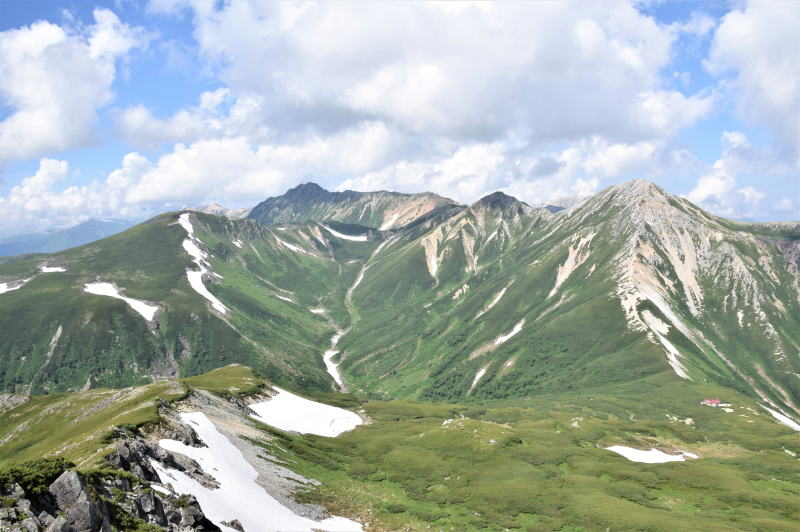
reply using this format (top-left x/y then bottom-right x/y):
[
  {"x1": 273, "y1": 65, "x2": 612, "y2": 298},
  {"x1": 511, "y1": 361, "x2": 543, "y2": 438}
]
[{"x1": 0, "y1": 1, "x2": 798, "y2": 531}]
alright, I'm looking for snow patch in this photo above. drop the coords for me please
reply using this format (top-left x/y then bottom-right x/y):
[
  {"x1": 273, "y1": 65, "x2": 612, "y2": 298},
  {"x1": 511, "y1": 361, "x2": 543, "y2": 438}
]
[
  {"x1": 276, "y1": 236, "x2": 314, "y2": 256},
  {"x1": 379, "y1": 213, "x2": 399, "y2": 231},
  {"x1": 151, "y1": 412, "x2": 361, "y2": 532},
  {"x1": 231, "y1": 239, "x2": 243, "y2": 248},
  {"x1": 475, "y1": 284, "x2": 510, "y2": 319},
  {"x1": 323, "y1": 350, "x2": 344, "y2": 387},
  {"x1": 179, "y1": 213, "x2": 228, "y2": 314},
  {"x1": 320, "y1": 224, "x2": 368, "y2": 242},
  {"x1": 651, "y1": 330, "x2": 689, "y2": 379},
  {"x1": 275, "y1": 294, "x2": 294, "y2": 303},
  {"x1": 468, "y1": 366, "x2": 488, "y2": 394},
  {"x1": 83, "y1": 282, "x2": 158, "y2": 321},
  {"x1": 249, "y1": 387, "x2": 362, "y2": 437},
  {"x1": 494, "y1": 319, "x2": 525, "y2": 345},
  {"x1": 605, "y1": 445, "x2": 698, "y2": 463},
  {"x1": 0, "y1": 278, "x2": 32, "y2": 294},
  {"x1": 310, "y1": 308, "x2": 326, "y2": 314},
  {"x1": 41, "y1": 266, "x2": 66, "y2": 273},
  {"x1": 763, "y1": 406, "x2": 800, "y2": 431}
]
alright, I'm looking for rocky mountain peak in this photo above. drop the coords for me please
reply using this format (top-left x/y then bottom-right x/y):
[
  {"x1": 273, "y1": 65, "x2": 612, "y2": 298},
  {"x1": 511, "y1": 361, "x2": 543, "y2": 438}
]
[{"x1": 474, "y1": 191, "x2": 526, "y2": 210}]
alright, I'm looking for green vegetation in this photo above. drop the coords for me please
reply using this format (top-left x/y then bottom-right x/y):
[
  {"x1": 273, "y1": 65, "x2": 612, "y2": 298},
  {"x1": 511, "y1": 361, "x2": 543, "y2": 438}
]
[
  {"x1": 0, "y1": 363, "x2": 798, "y2": 530},
  {"x1": 181, "y1": 364, "x2": 264, "y2": 396},
  {"x1": 0, "y1": 380, "x2": 186, "y2": 467},
  {"x1": 255, "y1": 381, "x2": 800, "y2": 531},
  {"x1": 0, "y1": 458, "x2": 74, "y2": 495}
]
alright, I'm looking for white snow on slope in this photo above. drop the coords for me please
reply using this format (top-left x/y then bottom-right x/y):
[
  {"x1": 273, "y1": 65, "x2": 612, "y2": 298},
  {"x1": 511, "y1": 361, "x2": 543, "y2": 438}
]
[
  {"x1": 641, "y1": 310, "x2": 689, "y2": 379},
  {"x1": 83, "y1": 282, "x2": 158, "y2": 321},
  {"x1": 475, "y1": 285, "x2": 510, "y2": 319},
  {"x1": 179, "y1": 213, "x2": 228, "y2": 314},
  {"x1": 468, "y1": 366, "x2": 488, "y2": 394},
  {"x1": 763, "y1": 405, "x2": 800, "y2": 431},
  {"x1": 320, "y1": 224, "x2": 368, "y2": 242},
  {"x1": 275, "y1": 294, "x2": 294, "y2": 303},
  {"x1": 652, "y1": 331, "x2": 689, "y2": 379},
  {"x1": 232, "y1": 239, "x2": 243, "y2": 248},
  {"x1": 41, "y1": 266, "x2": 66, "y2": 273},
  {"x1": 151, "y1": 412, "x2": 362, "y2": 532},
  {"x1": 310, "y1": 308, "x2": 326, "y2": 314},
  {"x1": 249, "y1": 387, "x2": 362, "y2": 437},
  {"x1": 494, "y1": 319, "x2": 525, "y2": 345},
  {"x1": 379, "y1": 213, "x2": 399, "y2": 231},
  {"x1": 0, "y1": 278, "x2": 32, "y2": 294},
  {"x1": 324, "y1": 350, "x2": 344, "y2": 387},
  {"x1": 605, "y1": 445, "x2": 698, "y2": 463},
  {"x1": 276, "y1": 236, "x2": 314, "y2": 256}
]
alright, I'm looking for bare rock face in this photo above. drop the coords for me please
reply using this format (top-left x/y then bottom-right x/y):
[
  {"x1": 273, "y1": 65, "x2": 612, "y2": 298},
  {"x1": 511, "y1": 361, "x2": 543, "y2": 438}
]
[{"x1": 47, "y1": 471, "x2": 110, "y2": 532}]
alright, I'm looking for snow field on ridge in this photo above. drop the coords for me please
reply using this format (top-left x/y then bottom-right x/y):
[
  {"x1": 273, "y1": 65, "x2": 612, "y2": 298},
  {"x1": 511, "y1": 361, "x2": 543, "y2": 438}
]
[
  {"x1": 151, "y1": 412, "x2": 362, "y2": 532},
  {"x1": 179, "y1": 213, "x2": 229, "y2": 314}
]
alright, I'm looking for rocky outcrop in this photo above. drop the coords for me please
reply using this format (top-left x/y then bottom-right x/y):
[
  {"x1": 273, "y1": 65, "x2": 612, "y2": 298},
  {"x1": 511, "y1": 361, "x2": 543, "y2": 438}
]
[{"x1": 0, "y1": 430, "x2": 219, "y2": 532}]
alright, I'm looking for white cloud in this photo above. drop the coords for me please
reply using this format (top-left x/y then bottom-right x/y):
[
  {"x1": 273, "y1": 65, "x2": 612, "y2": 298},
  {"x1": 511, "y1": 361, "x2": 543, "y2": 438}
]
[
  {"x1": 0, "y1": 122, "x2": 401, "y2": 234},
  {"x1": 0, "y1": 9, "x2": 148, "y2": 164},
  {"x1": 149, "y1": 0, "x2": 710, "y2": 144},
  {"x1": 685, "y1": 131, "x2": 774, "y2": 219},
  {"x1": 583, "y1": 139, "x2": 659, "y2": 178},
  {"x1": 773, "y1": 197, "x2": 797, "y2": 215},
  {"x1": 708, "y1": 0, "x2": 800, "y2": 163}
]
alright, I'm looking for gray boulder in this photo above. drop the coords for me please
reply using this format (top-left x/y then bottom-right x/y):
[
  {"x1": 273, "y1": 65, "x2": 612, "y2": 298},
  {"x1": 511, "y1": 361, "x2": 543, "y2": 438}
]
[{"x1": 47, "y1": 471, "x2": 110, "y2": 532}]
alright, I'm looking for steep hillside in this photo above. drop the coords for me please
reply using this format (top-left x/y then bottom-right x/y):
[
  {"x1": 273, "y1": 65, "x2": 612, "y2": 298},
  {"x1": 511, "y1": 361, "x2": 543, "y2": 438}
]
[
  {"x1": 248, "y1": 182, "x2": 461, "y2": 230},
  {"x1": 0, "y1": 211, "x2": 385, "y2": 394},
  {"x1": 337, "y1": 181, "x2": 800, "y2": 426}
]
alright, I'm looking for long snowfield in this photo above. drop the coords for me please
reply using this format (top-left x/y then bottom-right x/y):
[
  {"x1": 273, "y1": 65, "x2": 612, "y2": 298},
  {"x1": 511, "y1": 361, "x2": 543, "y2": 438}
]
[
  {"x1": 605, "y1": 445, "x2": 698, "y2": 463},
  {"x1": 320, "y1": 224, "x2": 368, "y2": 242},
  {"x1": 475, "y1": 285, "x2": 509, "y2": 319},
  {"x1": 249, "y1": 387, "x2": 362, "y2": 437},
  {"x1": 151, "y1": 412, "x2": 362, "y2": 532},
  {"x1": 179, "y1": 213, "x2": 228, "y2": 314},
  {"x1": 763, "y1": 405, "x2": 800, "y2": 431},
  {"x1": 83, "y1": 282, "x2": 158, "y2": 321}
]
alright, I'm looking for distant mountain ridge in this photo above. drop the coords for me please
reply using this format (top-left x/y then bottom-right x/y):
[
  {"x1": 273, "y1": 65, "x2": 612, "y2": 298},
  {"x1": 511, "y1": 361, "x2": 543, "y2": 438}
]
[
  {"x1": 0, "y1": 219, "x2": 133, "y2": 257},
  {"x1": 193, "y1": 202, "x2": 251, "y2": 219},
  {"x1": 248, "y1": 182, "x2": 461, "y2": 230}
]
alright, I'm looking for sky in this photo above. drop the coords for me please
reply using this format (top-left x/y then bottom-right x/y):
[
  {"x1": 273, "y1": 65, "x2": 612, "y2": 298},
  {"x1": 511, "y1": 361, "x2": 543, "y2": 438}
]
[{"x1": 0, "y1": 0, "x2": 797, "y2": 236}]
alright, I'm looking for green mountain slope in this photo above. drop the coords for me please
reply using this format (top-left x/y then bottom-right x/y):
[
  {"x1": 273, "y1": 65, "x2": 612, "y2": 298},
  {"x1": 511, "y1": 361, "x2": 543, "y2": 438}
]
[
  {"x1": 0, "y1": 211, "x2": 383, "y2": 394},
  {"x1": 337, "y1": 180, "x2": 800, "y2": 424}
]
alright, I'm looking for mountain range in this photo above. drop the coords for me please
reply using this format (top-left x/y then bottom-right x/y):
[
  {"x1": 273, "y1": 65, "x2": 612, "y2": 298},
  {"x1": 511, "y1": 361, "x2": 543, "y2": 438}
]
[
  {"x1": 0, "y1": 218, "x2": 134, "y2": 257},
  {"x1": 1, "y1": 179, "x2": 799, "y2": 531},
  {"x1": 1, "y1": 180, "x2": 796, "y2": 423}
]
